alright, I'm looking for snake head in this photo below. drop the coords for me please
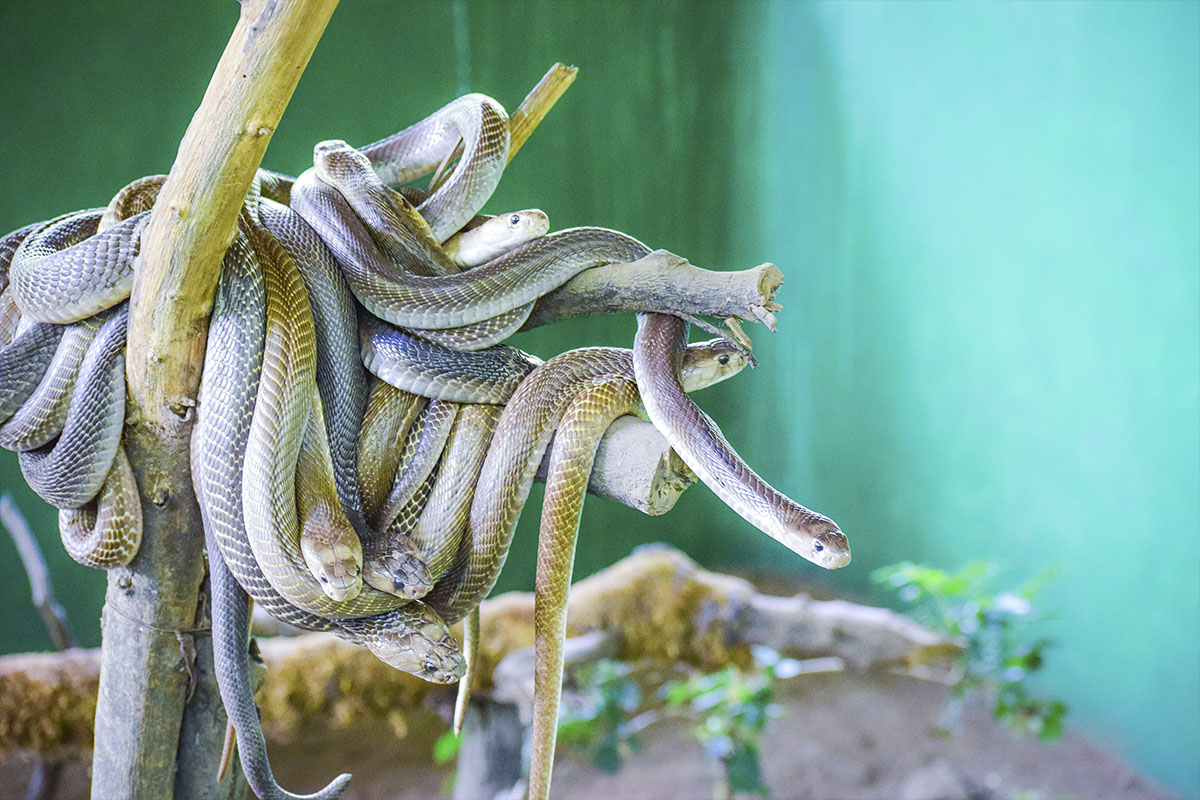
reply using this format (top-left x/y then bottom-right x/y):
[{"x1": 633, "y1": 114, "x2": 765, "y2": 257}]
[
  {"x1": 362, "y1": 541, "x2": 434, "y2": 600},
  {"x1": 776, "y1": 506, "x2": 851, "y2": 569},
  {"x1": 446, "y1": 208, "x2": 550, "y2": 267},
  {"x1": 301, "y1": 538, "x2": 364, "y2": 602},
  {"x1": 792, "y1": 516, "x2": 851, "y2": 570},
  {"x1": 679, "y1": 338, "x2": 751, "y2": 392},
  {"x1": 299, "y1": 506, "x2": 364, "y2": 602},
  {"x1": 362, "y1": 604, "x2": 466, "y2": 684},
  {"x1": 312, "y1": 139, "x2": 374, "y2": 186},
  {"x1": 810, "y1": 527, "x2": 852, "y2": 569}
]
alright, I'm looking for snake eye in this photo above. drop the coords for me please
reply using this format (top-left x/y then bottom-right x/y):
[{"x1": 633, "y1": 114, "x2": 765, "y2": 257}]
[
  {"x1": 510, "y1": 214, "x2": 521, "y2": 225},
  {"x1": 718, "y1": 354, "x2": 730, "y2": 365},
  {"x1": 319, "y1": 574, "x2": 329, "y2": 583},
  {"x1": 813, "y1": 541, "x2": 824, "y2": 553}
]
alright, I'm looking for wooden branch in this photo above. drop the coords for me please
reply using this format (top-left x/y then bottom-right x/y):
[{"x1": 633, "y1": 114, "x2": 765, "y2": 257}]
[
  {"x1": 0, "y1": 547, "x2": 958, "y2": 758},
  {"x1": 536, "y1": 415, "x2": 696, "y2": 516},
  {"x1": 0, "y1": 495, "x2": 75, "y2": 651},
  {"x1": 520, "y1": 251, "x2": 785, "y2": 332},
  {"x1": 507, "y1": 64, "x2": 578, "y2": 162},
  {"x1": 98, "y1": 2, "x2": 338, "y2": 798},
  {"x1": 127, "y1": 0, "x2": 338, "y2": 420}
]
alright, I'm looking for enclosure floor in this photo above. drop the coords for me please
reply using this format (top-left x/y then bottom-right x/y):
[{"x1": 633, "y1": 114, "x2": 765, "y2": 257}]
[{"x1": 1, "y1": 669, "x2": 1176, "y2": 800}]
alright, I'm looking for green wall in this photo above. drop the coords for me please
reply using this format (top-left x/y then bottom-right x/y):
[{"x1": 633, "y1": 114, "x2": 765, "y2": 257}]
[
  {"x1": 757, "y1": 4, "x2": 1199, "y2": 795},
  {"x1": 0, "y1": 1, "x2": 1195, "y2": 795}
]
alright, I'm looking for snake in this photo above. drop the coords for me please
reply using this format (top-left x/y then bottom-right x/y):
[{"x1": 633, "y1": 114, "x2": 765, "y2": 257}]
[
  {"x1": 290, "y1": 163, "x2": 534, "y2": 351},
  {"x1": 0, "y1": 85, "x2": 858, "y2": 800},
  {"x1": 442, "y1": 209, "x2": 549, "y2": 268},
  {"x1": 634, "y1": 312, "x2": 851, "y2": 569},
  {"x1": 358, "y1": 92, "x2": 510, "y2": 242},
  {"x1": 371, "y1": 397, "x2": 458, "y2": 532},
  {"x1": 1, "y1": 179, "x2": 160, "y2": 569},
  {"x1": 58, "y1": 441, "x2": 143, "y2": 568},
  {"x1": 0, "y1": 320, "x2": 64, "y2": 422},
  {"x1": 0, "y1": 314, "x2": 99, "y2": 451},
  {"x1": 259, "y1": 197, "x2": 435, "y2": 600},
  {"x1": 18, "y1": 306, "x2": 127, "y2": 509}
]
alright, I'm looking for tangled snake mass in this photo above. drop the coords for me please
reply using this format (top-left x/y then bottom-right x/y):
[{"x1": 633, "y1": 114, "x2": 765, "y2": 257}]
[{"x1": 0, "y1": 89, "x2": 851, "y2": 800}]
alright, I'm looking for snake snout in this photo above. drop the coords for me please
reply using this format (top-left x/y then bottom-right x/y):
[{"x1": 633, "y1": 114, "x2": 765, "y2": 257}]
[
  {"x1": 517, "y1": 209, "x2": 550, "y2": 237},
  {"x1": 430, "y1": 646, "x2": 468, "y2": 683},
  {"x1": 813, "y1": 528, "x2": 852, "y2": 569}
]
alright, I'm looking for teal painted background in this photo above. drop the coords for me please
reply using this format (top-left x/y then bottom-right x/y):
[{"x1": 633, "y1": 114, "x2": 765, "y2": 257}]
[{"x1": 0, "y1": 2, "x2": 1195, "y2": 795}]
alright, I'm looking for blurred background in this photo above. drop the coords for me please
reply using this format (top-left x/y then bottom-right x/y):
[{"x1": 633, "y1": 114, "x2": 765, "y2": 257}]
[{"x1": 0, "y1": 1, "x2": 1195, "y2": 796}]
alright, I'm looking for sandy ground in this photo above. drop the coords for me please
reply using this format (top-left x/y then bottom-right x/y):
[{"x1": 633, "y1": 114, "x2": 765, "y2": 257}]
[{"x1": 2, "y1": 667, "x2": 1177, "y2": 800}]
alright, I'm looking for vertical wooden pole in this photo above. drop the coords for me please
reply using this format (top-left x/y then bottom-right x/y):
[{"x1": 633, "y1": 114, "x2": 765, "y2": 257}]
[{"x1": 92, "y1": 2, "x2": 338, "y2": 798}]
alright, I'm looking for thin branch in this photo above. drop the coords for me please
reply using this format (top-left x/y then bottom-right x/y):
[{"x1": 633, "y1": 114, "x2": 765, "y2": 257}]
[
  {"x1": 0, "y1": 494, "x2": 75, "y2": 651},
  {"x1": 521, "y1": 252, "x2": 785, "y2": 332},
  {"x1": 507, "y1": 63, "x2": 578, "y2": 161},
  {"x1": 0, "y1": 494, "x2": 75, "y2": 800}
]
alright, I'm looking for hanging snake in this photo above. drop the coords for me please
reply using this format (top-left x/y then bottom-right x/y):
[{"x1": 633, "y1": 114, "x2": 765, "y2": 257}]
[{"x1": 0, "y1": 87, "x2": 850, "y2": 800}]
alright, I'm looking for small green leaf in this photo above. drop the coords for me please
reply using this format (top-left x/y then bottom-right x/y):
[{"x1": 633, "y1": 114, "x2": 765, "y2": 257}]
[
  {"x1": 432, "y1": 729, "x2": 460, "y2": 765},
  {"x1": 725, "y1": 743, "x2": 766, "y2": 795},
  {"x1": 592, "y1": 739, "x2": 623, "y2": 773}
]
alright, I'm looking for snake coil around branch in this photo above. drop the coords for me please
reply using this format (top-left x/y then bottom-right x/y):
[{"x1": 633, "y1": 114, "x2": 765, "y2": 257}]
[{"x1": 0, "y1": 74, "x2": 849, "y2": 800}]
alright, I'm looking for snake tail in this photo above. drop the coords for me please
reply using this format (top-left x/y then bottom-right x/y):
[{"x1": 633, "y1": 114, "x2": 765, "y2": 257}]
[{"x1": 530, "y1": 376, "x2": 640, "y2": 800}]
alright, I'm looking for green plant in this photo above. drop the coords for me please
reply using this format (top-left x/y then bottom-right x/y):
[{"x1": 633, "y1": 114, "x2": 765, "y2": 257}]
[
  {"x1": 557, "y1": 658, "x2": 645, "y2": 773},
  {"x1": 557, "y1": 647, "x2": 799, "y2": 799},
  {"x1": 659, "y1": 646, "x2": 800, "y2": 800},
  {"x1": 872, "y1": 559, "x2": 1067, "y2": 740},
  {"x1": 432, "y1": 727, "x2": 461, "y2": 796}
]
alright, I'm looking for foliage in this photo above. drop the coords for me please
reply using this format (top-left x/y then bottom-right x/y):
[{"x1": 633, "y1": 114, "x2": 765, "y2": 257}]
[
  {"x1": 872, "y1": 559, "x2": 1067, "y2": 740},
  {"x1": 557, "y1": 658, "x2": 645, "y2": 774},
  {"x1": 432, "y1": 728, "x2": 461, "y2": 797},
  {"x1": 432, "y1": 728, "x2": 461, "y2": 765},
  {"x1": 558, "y1": 646, "x2": 799, "y2": 800},
  {"x1": 660, "y1": 645, "x2": 800, "y2": 799}
]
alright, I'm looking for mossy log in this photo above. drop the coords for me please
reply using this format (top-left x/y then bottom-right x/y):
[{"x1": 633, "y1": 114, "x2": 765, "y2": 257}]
[{"x1": 0, "y1": 546, "x2": 958, "y2": 760}]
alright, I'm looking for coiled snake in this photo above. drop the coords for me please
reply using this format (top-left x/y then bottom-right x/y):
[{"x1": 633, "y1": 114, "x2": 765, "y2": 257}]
[{"x1": 0, "y1": 88, "x2": 849, "y2": 800}]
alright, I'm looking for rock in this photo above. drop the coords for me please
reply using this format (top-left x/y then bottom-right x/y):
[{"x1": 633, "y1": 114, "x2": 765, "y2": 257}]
[{"x1": 899, "y1": 759, "x2": 993, "y2": 800}]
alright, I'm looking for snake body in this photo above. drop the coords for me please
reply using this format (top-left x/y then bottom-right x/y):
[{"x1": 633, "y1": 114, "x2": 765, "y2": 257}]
[
  {"x1": 359, "y1": 93, "x2": 510, "y2": 241},
  {"x1": 529, "y1": 375, "x2": 642, "y2": 800},
  {"x1": 358, "y1": 380, "x2": 425, "y2": 521},
  {"x1": 360, "y1": 314, "x2": 537, "y2": 402},
  {"x1": 258, "y1": 199, "x2": 435, "y2": 600},
  {"x1": 634, "y1": 312, "x2": 851, "y2": 569},
  {"x1": 9, "y1": 210, "x2": 144, "y2": 324},
  {"x1": 409, "y1": 403, "x2": 502, "y2": 584},
  {"x1": 58, "y1": 444, "x2": 142, "y2": 568},
  {"x1": 0, "y1": 322, "x2": 64, "y2": 421},
  {"x1": 373, "y1": 398, "x2": 457, "y2": 531},
  {"x1": 1, "y1": 86, "x2": 856, "y2": 800},
  {"x1": 290, "y1": 166, "x2": 533, "y2": 351},
  {"x1": 18, "y1": 306, "x2": 127, "y2": 509},
  {"x1": 321, "y1": 221, "x2": 653, "y2": 332},
  {"x1": 0, "y1": 315, "x2": 99, "y2": 451}
]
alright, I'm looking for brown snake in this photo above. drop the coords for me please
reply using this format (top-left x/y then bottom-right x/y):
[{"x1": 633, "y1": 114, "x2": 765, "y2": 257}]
[{"x1": 0, "y1": 83, "x2": 853, "y2": 800}]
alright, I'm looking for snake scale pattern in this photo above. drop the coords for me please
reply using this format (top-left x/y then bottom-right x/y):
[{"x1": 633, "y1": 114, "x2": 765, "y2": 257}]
[{"x1": 0, "y1": 88, "x2": 849, "y2": 800}]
